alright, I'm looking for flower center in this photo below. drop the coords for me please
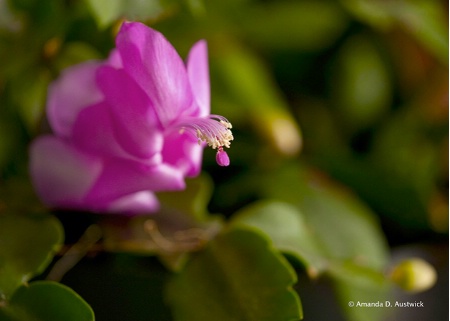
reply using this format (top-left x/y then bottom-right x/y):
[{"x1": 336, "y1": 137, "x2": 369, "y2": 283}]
[{"x1": 178, "y1": 115, "x2": 233, "y2": 166}]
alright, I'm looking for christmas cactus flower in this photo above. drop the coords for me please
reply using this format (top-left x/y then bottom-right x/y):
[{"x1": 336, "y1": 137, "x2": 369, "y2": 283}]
[{"x1": 29, "y1": 21, "x2": 233, "y2": 214}]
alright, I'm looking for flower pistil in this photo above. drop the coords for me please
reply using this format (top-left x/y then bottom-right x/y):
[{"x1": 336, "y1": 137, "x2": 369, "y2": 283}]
[{"x1": 179, "y1": 115, "x2": 233, "y2": 166}]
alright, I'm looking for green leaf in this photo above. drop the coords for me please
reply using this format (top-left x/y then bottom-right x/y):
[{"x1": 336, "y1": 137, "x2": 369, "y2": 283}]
[
  {"x1": 243, "y1": 1, "x2": 349, "y2": 51},
  {"x1": 231, "y1": 201, "x2": 327, "y2": 276},
  {"x1": 84, "y1": 0, "x2": 122, "y2": 28},
  {"x1": 328, "y1": 262, "x2": 391, "y2": 321},
  {"x1": 0, "y1": 281, "x2": 95, "y2": 321},
  {"x1": 54, "y1": 42, "x2": 102, "y2": 71},
  {"x1": 253, "y1": 163, "x2": 390, "y2": 321},
  {"x1": 9, "y1": 68, "x2": 50, "y2": 134},
  {"x1": 331, "y1": 34, "x2": 392, "y2": 131},
  {"x1": 341, "y1": 0, "x2": 448, "y2": 64},
  {"x1": 259, "y1": 164, "x2": 389, "y2": 270},
  {"x1": 0, "y1": 214, "x2": 64, "y2": 298},
  {"x1": 166, "y1": 227, "x2": 302, "y2": 321},
  {"x1": 85, "y1": 0, "x2": 175, "y2": 29},
  {"x1": 156, "y1": 174, "x2": 214, "y2": 221}
]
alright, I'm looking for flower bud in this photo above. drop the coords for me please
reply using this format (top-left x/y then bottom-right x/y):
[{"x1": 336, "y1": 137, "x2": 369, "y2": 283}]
[{"x1": 389, "y1": 258, "x2": 437, "y2": 293}]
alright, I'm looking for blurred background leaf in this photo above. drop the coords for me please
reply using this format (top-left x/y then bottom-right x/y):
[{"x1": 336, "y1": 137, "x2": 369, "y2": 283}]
[
  {"x1": 0, "y1": 213, "x2": 63, "y2": 298},
  {"x1": 0, "y1": 281, "x2": 95, "y2": 321}
]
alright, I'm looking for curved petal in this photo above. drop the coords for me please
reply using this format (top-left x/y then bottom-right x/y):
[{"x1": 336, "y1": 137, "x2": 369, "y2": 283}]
[
  {"x1": 162, "y1": 131, "x2": 204, "y2": 177},
  {"x1": 47, "y1": 61, "x2": 103, "y2": 137},
  {"x1": 72, "y1": 102, "x2": 162, "y2": 166},
  {"x1": 187, "y1": 40, "x2": 210, "y2": 117},
  {"x1": 85, "y1": 159, "x2": 185, "y2": 206},
  {"x1": 96, "y1": 65, "x2": 163, "y2": 158},
  {"x1": 107, "y1": 191, "x2": 160, "y2": 214},
  {"x1": 71, "y1": 102, "x2": 123, "y2": 158},
  {"x1": 116, "y1": 21, "x2": 193, "y2": 125},
  {"x1": 106, "y1": 48, "x2": 122, "y2": 68},
  {"x1": 29, "y1": 136, "x2": 102, "y2": 208}
]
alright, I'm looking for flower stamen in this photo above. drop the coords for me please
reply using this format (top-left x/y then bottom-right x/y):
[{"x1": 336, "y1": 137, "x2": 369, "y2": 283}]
[{"x1": 178, "y1": 115, "x2": 233, "y2": 166}]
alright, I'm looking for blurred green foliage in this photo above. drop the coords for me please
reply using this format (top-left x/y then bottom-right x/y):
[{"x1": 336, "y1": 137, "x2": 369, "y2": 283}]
[{"x1": 0, "y1": 0, "x2": 447, "y2": 320}]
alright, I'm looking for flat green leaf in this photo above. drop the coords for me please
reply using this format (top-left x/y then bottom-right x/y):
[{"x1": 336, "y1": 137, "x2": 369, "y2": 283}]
[
  {"x1": 85, "y1": 0, "x2": 174, "y2": 29},
  {"x1": 9, "y1": 68, "x2": 50, "y2": 134},
  {"x1": 54, "y1": 42, "x2": 102, "y2": 71},
  {"x1": 0, "y1": 214, "x2": 64, "y2": 298},
  {"x1": 259, "y1": 164, "x2": 389, "y2": 270},
  {"x1": 156, "y1": 174, "x2": 214, "y2": 221},
  {"x1": 341, "y1": 0, "x2": 448, "y2": 64},
  {"x1": 231, "y1": 200, "x2": 327, "y2": 276},
  {"x1": 243, "y1": 1, "x2": 349, "y2": 51},
  {"x1": 254, "y1": 163, "x2": 390, "y2": 321},
  {"x1": 84, "y1": 0, "x2": 122, "y2": 28},
  {"x1": 331, "y1": 34, "x2": 392, "y2": 131},
  {"x1": 0, "y1": 281, "x2": 95, "y2": 321},
  {"x1": 166, "y1": 227, "x2": 302, "y2": 321},
  {"x1": 394, "y1": 0, "x2": 448, "y2": 65},
  {"x1": 328, "y1": 262, "x2": 391, "y2": 321}
]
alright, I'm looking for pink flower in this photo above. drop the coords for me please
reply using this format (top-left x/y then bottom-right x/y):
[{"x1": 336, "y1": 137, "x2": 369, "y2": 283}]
[{"x1": 29, "y1": 21, "x2": 233, "y2": 214}]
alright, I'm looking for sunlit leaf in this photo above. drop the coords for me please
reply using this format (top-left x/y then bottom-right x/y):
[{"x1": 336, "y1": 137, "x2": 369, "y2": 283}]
[
  {"x1": 231, "y1": 200, "x2": 327, "y2": 276},
  {"x1": 166, "y1": 227, "x2": 302, "y2": 321},
  {"x1": 260, "y1": 163, "x2": 390, "y2": 270},
  {"x1": 341, "y1": 0, "x2": 448, "y2": 64},
  {"x1": 0, "y1": 214, "x2": 64, "y2": 298},
  {"x1": 84, "y1": 0, "x2": 122, "y2": 28},
  {"x1": 0, "y1": 281, "x2": 95, "y2": 321},
  {"x1": 85, "y1": 0, "x2": 175, "y2": 29}
]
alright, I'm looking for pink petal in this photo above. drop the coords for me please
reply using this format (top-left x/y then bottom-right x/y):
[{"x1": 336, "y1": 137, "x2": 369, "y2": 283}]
[
  {"x1": 71, "y1": 102, "x2": 125, "y2": 158},
  {"x1": 72, "y1": 102, "x2": 160, "y2": 166},
  {"x1": 106, "y1": 48, "x2": 122, "y2": 68},
  {"x1": 29, "y1": 136, "x2": 102, "y2": 208},
  {"x1": 47, "y1": 61, "x2": 103, "y2": 137},
  {"x1": 116, "y1": 21, "x2": 194, "y2": 125},
  {"x1": 107, "y1": 191, "x2": 160, "y2": 214},
  {"x1": 162, "y1": 130, "x2": 203, "y2": 176},
  {"x1": 96, "y1": 65, "x2": 163, "y2": 158},
  {"x1": 187, "y1": 40, "x2": 210, "y2": 117},
  {"x1": 85, "y1": 159, "x2": 185, "y2": 206}
]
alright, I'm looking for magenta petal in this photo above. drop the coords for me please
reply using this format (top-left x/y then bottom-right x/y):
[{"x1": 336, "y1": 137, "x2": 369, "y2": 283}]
[
  {"x1": 116, "y1": 21, "x2": 194, "y2": 125},
  {"x1": 72, "y1": 102, "x2": 124, "y2": 158},
  {"x1": 96, "y1": 66, "x2": 163, "y2": 158},
  {"x1": 29, "y1": 136, "x2": 102, "y2": 207},
  {"x1": 85, "y1": 159, "x2": 185, "y2": 206},
  {"x1": 107, "y1": 191, "x2": 160, "y2": 214},
  {"x1": 106, "y1": 48, "x2": 122, "y2": 68},
  {"x1": 162, "y1": 131, "x2": 203, "y2": 176},
  {"x1": 187, "y1": 40, "x2": 210, "y2": 117},
  {"x1": 47, "y1": 61, "x2": 103, "y2": 137}
]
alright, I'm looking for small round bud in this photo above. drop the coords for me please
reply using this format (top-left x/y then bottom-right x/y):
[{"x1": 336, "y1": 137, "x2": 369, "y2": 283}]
[{"x1": 389, "y1": 258, "x2": 437, "y2": 293}]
